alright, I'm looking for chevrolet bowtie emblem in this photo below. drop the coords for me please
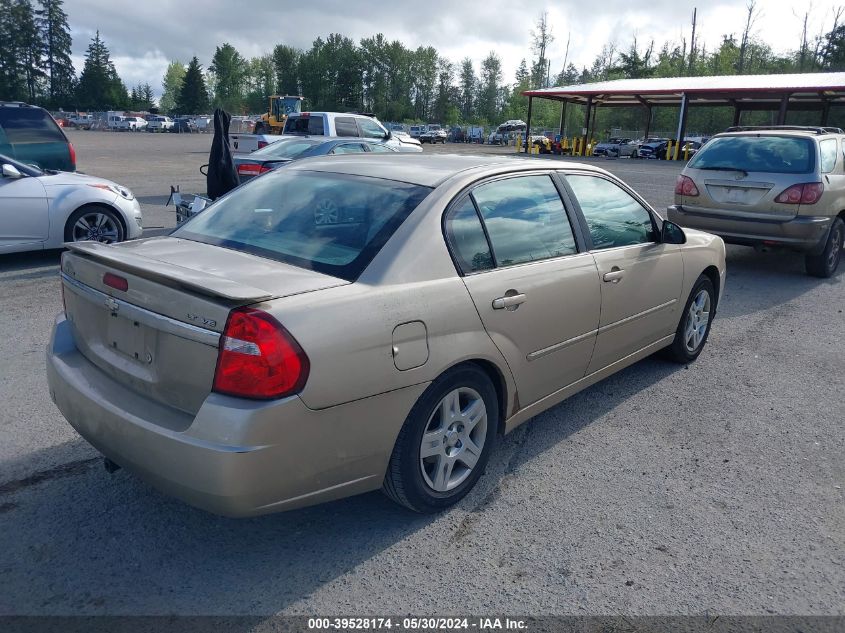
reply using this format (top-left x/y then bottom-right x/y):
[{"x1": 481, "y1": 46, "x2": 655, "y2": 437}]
[{"x1": 104, "y1": 297, "x2": 119, "y2": 313}]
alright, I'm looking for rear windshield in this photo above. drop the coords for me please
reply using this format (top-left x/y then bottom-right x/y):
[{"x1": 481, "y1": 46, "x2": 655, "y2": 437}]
[
  {"x1": 284, "y1": 115, "x2": 325, "y2": 135},
  {"x1": 0, "y1": 108, "x2": 66, "y2": 143},
  {"x1": 689, "y1": 135, "x2": 815, "y2": 174},
  {"x1": 173, "y1": 170, "x2": 431, "y2": 281},
  {"x1": 252, "y1": 138, "x2": 321, "y2": 159}
]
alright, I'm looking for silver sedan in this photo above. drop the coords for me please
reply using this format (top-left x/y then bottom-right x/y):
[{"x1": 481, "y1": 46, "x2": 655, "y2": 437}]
[{"x1": 0, "y1": 154, "x2": 143, "y2": 255}]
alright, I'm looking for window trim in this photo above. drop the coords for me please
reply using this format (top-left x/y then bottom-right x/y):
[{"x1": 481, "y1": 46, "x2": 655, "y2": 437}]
[
  {"x1": 441, "y1": 170, "x2": 586, "y2": 276},
  {"x1": 559, "y1": 171, "x2": 661, "y2": 252}
]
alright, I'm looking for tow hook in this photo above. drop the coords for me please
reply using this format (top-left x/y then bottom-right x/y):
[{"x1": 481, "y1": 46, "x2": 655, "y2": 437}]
[{"x1": 103, "y1": 458, "x2": 121, "y2": 474}]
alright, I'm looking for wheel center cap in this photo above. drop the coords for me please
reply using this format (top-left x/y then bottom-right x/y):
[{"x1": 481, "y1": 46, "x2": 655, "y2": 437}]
[{"x1": 445, "y1": 428, "x2": 460, "y2": 447}]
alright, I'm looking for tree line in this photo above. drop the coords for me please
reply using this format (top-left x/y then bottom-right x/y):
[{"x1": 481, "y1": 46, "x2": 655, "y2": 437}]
[{"x1": 3, "y1": 2, "x2": 845, "y2": 133}]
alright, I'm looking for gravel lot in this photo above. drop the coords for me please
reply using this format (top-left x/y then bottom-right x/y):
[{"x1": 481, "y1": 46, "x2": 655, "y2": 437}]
[{"x1": 0, "y1": 131, "x2": 843, "y2": 617}]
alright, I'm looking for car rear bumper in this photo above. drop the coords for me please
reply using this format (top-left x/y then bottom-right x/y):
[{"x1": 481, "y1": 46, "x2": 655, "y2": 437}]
[
  {"x1": 668, "y1": 204, "x2": 833, "y2": 253},
  {"x1": 46, "y1": 315, "x2": 426, "y2": 516}
]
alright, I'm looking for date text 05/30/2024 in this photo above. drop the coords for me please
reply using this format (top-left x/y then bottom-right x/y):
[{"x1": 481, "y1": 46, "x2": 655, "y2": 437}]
[{"x1": 307, "y1": 618, "x2": 528, "y2": 631}]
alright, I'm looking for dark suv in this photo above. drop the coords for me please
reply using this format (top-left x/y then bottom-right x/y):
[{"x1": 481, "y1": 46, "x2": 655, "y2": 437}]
[{"x1": 0, "y1": 102, "x2": 76, "y2": 171}]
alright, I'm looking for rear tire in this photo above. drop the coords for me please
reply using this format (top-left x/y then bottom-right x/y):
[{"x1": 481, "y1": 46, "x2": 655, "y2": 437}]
[
  {"x1": 805, "y1": 217, "x2": 843, "y2": 278},
  {"x1": 663, "y1": 275, "x2": 715, "y2": 364},
  {"x1": 383, "y1": 364, "x2": 498, "y2": 513}
]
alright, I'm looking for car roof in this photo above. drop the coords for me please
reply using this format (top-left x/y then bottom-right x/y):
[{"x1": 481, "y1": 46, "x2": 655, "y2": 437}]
[
  {"x1": 715, "y1": 129, "x2": 840, "y2": 139},
  {"x1": 283, "y1": 153, "x2": 607, "y2": 187}
]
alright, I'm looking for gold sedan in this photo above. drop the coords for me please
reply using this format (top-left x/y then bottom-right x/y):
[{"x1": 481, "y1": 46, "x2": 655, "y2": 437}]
[{"x1": 47, "y1": 154, "x2": 726, "y2": 516}]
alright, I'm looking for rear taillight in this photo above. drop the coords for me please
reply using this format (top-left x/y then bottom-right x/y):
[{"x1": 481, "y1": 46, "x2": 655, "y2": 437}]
[
  {"x1": 213, "y1": 307, "x2": 309, "y2": 400},
  {"x1": 237, "y1": 164, "x2": 271, "y2": 177},
  {"x1": 257, "y1": 141, "x2": 268, "y2": 149},
  {"x1": 674, "y1": 175, "x2": 699, "y2": 197},
  {"x1": 68, "y1": 142, "x2": 76, "y2": 170},
  {"x1": 774, "y1": 182, "x2": 823, "y2": 205}
]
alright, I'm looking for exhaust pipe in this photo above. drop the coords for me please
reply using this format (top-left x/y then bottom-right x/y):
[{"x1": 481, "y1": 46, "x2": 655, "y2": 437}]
[{"x1": 103, "y1": 457, "x2": 121, "y2": 474}]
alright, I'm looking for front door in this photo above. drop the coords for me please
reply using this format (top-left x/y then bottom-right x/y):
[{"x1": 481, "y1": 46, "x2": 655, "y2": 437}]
[
  {"x1": 0, "y1": 167, "x2": 48, "y2": 251},
  {"x1": 564, "y1": 173, "x2": 684, "y2": 374},
  {"x1": 446, "y1": 174, "x2": 601, "y2": 407}
]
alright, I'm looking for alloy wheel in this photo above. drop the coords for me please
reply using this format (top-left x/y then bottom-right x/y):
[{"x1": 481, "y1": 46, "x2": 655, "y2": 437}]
[
  {"x1": 684, "y1": 289, "x2": 711, "y2": 353},
  {"x1": 419, "y1": 387, "x2": 488, "y2": 492},
  {"x1": 72, "y1": 212, "x2": 120, "y2": 243}
]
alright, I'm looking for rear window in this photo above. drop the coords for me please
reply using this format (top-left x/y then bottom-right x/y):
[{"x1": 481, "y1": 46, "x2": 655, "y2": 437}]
[
  {"x1": 284, "y1": 115, "x2": 325, "y2": 136},
  {"x1": 335, "y1": 117, "x2": 359, "y2": 137},
  {"x1": 689, "y1": 135, "x2": 815, "y2": 174},
  {"x1": 173, "y1": 170, "x2": 431, "y2": 281},
  {"x1": 252, "y1": 138, "x2": 320, "y2": 159},
  {"x1": 0, "y1": 107, "x2": 66, "y2": 143}
]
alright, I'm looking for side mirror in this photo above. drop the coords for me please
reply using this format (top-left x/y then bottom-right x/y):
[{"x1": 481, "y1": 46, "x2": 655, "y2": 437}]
[
  {"x1": 2, "y1": 164, "x2": 22, "y2": 179},
  {"x1": 661, "y1": 220, "x2": 686, "y2": 244},
  {"x1": 384, "y1": 129, "x2": 392, "y2": 140}
]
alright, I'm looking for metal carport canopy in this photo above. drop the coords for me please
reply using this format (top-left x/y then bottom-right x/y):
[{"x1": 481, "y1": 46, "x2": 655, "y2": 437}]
[{"x1": 522, "y1": 72, "x2": 845, "y2": 108}]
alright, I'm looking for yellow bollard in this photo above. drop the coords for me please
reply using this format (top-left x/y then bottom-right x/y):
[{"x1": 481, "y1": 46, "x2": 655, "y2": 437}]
[
  {"x1": 673, "y1": 139, "x2": 681, "y2": 161},
  {"x1": 665, "y1": 140, "x2": 673, "y2": 160},
  {"x1": 515, "y1": 134, "x2": 522, "y2": 153},
  {"x1": 572, "y1": 137, "x2": 577, "y2": 155},
  {"x1": 527, "y1": 138, "x2": 533, "y2": 154},
  {"x1": 683, "y1": 142, "x2": 689, "y2": 161}
]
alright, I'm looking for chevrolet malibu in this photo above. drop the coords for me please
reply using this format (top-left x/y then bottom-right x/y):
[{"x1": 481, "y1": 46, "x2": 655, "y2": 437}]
[{"x1": 47, "y1": 155, "x2": 726, "y2": 516}]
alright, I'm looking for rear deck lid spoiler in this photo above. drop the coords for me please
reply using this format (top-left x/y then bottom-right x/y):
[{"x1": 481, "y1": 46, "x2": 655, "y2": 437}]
[{"x1": 64, "y1": 241, "x2": 274, "y2": 302}]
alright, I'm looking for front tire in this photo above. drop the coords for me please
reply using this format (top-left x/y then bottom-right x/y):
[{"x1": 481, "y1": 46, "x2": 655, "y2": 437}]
[
  {"x1": 65, "y1": 205, "x2": 125, "y2": 244},
  {"x1": 805, "y1": 217, "x2": 843, "y2": 278},
  {"x1": 383, "y1": 365, "x2": 498, "y2": 513},
  {"x1": 663, "y1": 275, "x2": 716, "y2": 363}
]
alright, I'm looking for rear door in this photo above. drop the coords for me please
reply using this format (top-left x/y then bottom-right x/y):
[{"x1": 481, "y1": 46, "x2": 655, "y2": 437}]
[
  {"x1": 563, "y1": 173, "x2": 683, "y2": 374},
  {"x1": 448, "y1": 174, "x2": 601, "y2": 407},
  {"x1": 0, "y1": 168, "x2": 49, "y2": 250}
]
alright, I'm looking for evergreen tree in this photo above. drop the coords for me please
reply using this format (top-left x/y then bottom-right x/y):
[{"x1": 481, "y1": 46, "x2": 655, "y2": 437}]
[
  {"x1": 210, "y1": 43, "x2": 246, "y2": 112},
  {"x1": 159, "y1": 60, "x2": 185, "y2": 114},
  {"x1": 458, "y1": 58, "x2": 476, "y2": 120},
  {"x1": 0, "y1": 0, "x2": 44, "y2": 102},
  {"x1": 176, "y1": 56, "x2": 209, "y2": 114},
  {"x1": 75, "y1": 31, "x2": 128, "y2": 110},
  {"x1": 271, "y1": 44, "x2": 300, "y2": 96},
  {"x1": 36, "y1": 0, "x2": 75, "y2": 107}
]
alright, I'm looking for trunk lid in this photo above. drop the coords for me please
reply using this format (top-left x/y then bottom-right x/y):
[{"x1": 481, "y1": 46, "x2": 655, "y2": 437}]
[{"x1": 61, "y1": 237, "x2": 348, "y2": 414}]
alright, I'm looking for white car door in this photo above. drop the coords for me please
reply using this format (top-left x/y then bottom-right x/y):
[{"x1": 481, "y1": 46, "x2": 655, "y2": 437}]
[{"x1": 0, "y1": 167, "x2": 49, "y2": 252}]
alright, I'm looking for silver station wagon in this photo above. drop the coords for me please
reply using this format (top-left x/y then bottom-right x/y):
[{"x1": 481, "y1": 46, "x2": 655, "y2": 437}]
[{"x1": 47, "y1": 155, "x2": 726, "y2": 516}]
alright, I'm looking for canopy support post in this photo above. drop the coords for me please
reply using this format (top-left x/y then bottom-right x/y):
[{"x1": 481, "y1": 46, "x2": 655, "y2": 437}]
[
  {"x1": 674, "y1": 92, "x2": 690, "y2": 160},
  {"x1": 777, "y1": 94, "x2": 790, "y2": 125},
  {"x1": 581, "y1": 96, "x2": 592, "y2": 156},
  {"x1": 525, "y1": 96, "x2": 533, "y2": 154}
]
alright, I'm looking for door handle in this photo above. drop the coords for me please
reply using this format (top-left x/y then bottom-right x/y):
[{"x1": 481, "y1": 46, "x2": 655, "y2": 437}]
[
  {"x1": 603, "y1": 268, "x2": 625, "y2": 283},
  {"x1": 492, "y1": 293, "x2": 527, "y2": 310}
]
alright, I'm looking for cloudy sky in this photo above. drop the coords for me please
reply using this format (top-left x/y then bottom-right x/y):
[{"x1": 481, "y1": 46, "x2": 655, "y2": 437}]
[{"x1": 66, "y1": 0, "x2": 844, "y2": 97}]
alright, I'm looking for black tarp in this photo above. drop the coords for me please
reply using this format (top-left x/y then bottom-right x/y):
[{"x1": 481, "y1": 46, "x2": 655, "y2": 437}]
[{"x1": 206, "y1": 108, "x2": 239, "y2": 200}]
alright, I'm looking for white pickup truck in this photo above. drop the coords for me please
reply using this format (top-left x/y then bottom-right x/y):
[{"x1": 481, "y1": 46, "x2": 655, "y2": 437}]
[
  {"x1": 146, "y1": 116, "x2": 174, "y2": 132},
  {"x1": 228, "y1": 112, "x2": 422, "y2": 155},
  {"x1": 116, "y1": 116, "x2": 148, "y2": 131}
]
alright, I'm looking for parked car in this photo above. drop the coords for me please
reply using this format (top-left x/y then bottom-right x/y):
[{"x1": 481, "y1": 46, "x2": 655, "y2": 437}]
[
  {"x1": 669, "y1": 125, "x2": 845, "y2": 278},
  {"x1": 466, "y1": 125, "x2": 485, "y2": 143},
  {"x1": 593, "y1": 138, "x2": 638, "y2": 157},
  {"x1": 234, "y1": 136, "x2": 398, "y2": 182},
  {"x1": 47, "y1": 154, "x2": 725, "y2": 517},
  {"x1": 637, "y1": 138, "x2": 670, "y2": 159},
  {"x1": 282, "y1": 112, "x2": 422, "y2": 152},
  {"x1": 67, "y1": 114, "x2": 94, "y2": 130},
  {"x1": 409, "y1": 125, "x2": 424, "y2": 139},
  {"x1": 170, "y1": 117, "x2": 197, "y2": 133},
  {"x1": 147, "y1": 116, "x2": 174, "y2": 132},
  {"x1": 449, "y1": 127, "x2": 466, "y2": 143},
  {"x1": 116, "y1": 116, "x2": 148, "y2": 132},
  {"x1": 0, "y1": 102, "x2": 76, "y2": 171},
  {"x1": 420, "y1": 128, "x2": 447, "y2": 144},
  {"x1": 0, "y1": 153, "x2": 141, "y2": 254}
]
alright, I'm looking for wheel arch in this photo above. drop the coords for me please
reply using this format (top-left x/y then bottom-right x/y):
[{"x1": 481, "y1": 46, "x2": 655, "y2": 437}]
[
  {"x1": 701, "y1": 265, "x2": 721, "y2": 311},
  {"x1": 443, "y1": 358, "x2": 511, "y2": 436}
]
